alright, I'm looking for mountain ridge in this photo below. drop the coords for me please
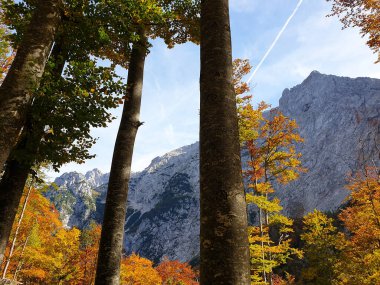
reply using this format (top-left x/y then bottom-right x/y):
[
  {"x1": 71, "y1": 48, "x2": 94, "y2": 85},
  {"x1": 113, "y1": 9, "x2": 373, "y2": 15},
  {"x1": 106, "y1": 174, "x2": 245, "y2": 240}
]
[{"x1": 47, "y1": 71, "x2": 380, "y2": 262}]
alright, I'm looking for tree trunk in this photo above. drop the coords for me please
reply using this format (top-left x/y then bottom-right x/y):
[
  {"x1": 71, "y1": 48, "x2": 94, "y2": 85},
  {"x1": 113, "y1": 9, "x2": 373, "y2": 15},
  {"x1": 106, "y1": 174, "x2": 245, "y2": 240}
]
[
  {"x1": 0, "y1": 39, "x2": 66, "y2": 266},
  {"x1": 0, "y1": 125, "x2": 43, "y2": 266},
  {"x1": 264, "y1": 171, "x2": 273, "y2": 285},
  {"x1": 199, "y1": 0, "x2": 250, "y2": 284},
  {"x1": 0, "y1": 156, "x2": 31, "y2": 266},
  {"x1": 95, "y1": 32, "x2": 147, "y2": 285},
  {"x1": 0, "y1": 0, "x2": 62, "y2": 173},
  {"x1": 2, "y1": 183, "x2": 32, "y2": 279},
  {"x1": 12, "y1": 234, "x2": 29, "y2": 282},
  {"x1": 255, "y1": 176, "x2": 267, "y2": 283}
]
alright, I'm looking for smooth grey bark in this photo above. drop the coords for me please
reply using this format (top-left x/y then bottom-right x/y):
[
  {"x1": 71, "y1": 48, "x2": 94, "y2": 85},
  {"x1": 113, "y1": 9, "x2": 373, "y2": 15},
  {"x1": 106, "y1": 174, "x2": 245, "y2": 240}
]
[
  {"x1": 0, "y1": 41, "x2": 66, "y2": 266},
  {"x1": 95, "y1": 33, "x2": 147, "y2": 285},
  {"x1": 0, "y1": 155, "x2": 31, "y2": 266},
  {"x1": 0, "y1": 0, "x2": 62, "y2": 173},
  {"x1": 0, "y1": 125, "x2": 46, "y2": 267},
  {"x1": 199, "y1": 0, "x2": 250, "y2": 284},
  {"x1": 2, "y1": 183, "x2": 32, "y2": 279}
]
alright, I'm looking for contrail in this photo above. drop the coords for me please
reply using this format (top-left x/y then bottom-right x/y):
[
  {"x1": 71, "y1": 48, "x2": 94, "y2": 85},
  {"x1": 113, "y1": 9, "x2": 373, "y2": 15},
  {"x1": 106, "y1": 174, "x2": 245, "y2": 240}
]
[{"x1": 247, "y1": 0, "x2": 304, "y2": 84}]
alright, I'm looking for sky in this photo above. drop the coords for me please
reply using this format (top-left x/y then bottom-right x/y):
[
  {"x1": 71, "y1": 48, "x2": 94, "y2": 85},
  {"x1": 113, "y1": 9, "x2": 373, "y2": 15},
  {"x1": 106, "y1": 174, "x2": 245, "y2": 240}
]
[{"x1": 50, "y1": 0, "x2": 380, "y2": 178}]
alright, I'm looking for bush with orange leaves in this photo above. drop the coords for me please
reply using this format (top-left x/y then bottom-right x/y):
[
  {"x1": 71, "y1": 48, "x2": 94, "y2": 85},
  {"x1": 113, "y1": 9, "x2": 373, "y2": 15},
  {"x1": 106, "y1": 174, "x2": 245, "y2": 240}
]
[{"x1": 156, "y1": 257, "x2": 199, "y2": 285}]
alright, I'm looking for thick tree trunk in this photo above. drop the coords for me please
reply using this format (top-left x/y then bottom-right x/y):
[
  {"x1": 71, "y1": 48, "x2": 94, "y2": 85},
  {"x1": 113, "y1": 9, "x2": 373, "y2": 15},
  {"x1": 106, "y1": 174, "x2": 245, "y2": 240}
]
[
  {"x1": 0, "y1": 0, "x2": 62, "y2": 173},
  {"x1": 0, "y1": 40, "x2": 66, "y2": 266},
  {"x1": 0, "y1": 126, "x2": 43, "y2": 266},
  {"x1": 0, "y1": 157, "x2": 30, "y2": 266},
  {"x1": 95, "y1": 32, "x2": 147, "y2": 285},
  {"x1": 2, "y1": 183, "x2": 32, "y2": 279},
  {"x1": 199, "y1": 0, "x2": 250, "y2": 284}
]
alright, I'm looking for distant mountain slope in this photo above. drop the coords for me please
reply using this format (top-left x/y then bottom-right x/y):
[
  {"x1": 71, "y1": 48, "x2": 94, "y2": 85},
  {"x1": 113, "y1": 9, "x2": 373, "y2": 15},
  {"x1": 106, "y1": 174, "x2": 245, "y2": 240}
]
[
  {"x1": 48, "y1": 71, "x2": 380, "y2": 262},
  {"x1": 46, "y1": 169, "x2": 109, "y2": 227},
  {"x1": 278, "y1": 71, "x2": 380, "y2": 217}
]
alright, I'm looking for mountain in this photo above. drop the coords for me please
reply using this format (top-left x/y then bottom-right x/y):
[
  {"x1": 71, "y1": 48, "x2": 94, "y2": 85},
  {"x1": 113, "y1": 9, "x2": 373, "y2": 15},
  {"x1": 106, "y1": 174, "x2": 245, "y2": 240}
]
[
  {"x1": 277, "y1": 71, "x2": 380, "y2": 217},
  {"x1": 46, "y1": 169, "x2": 109, "y2": 227},
  {"x1": 48, "y1": 71, "x2": 380, "y2": 263},
  {"x1": 48, "y1": 144, "x2": 200, "y2": 263}
]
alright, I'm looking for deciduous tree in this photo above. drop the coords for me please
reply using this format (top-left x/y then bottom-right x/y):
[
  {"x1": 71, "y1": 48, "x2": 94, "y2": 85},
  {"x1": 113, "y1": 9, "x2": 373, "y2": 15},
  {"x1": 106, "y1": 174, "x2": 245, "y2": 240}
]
[
  {"x1": 0, "y1": 0, "x2": 62, "y2": 172},
  {"x1": 300, "y1": 167, "x2": 380, "y2": 284},
  {"x1": 0, "y1": 0, "x2": 131, "y2": 263},
  {"x1": 156, "y1": 257, "x2": 199, "y2": 285},
  {"x1": 1, "y1": 187, "x2": 80, "y2": 284},
  {"x1": 95, "y1": 1, "x2": 200, "y2": 283},
  {"x1": 0, "y1": 50, "x2": 125, "y2": 267},
  {"x1": 199, "y1": 2, "x2": 251, "y2": 284},
  {"x1": 79, "y1": 223, "x2": 102, "y2": 284},
  {"x1": 235, "y1": 59, "x2": 304, "y2": 284},
  {"x1": 334, "y1": 167, "x2": 380, "y2": 284},
  {"x1": 328, "y1": 0, "x2": 380, "y2": 62},
  {"x1": 0, "y1": 14, "x2": 14, "y2": 84},
  {"x1": 120, "y1": 253, "x2": 162, "y2": 285},
  {"x1": 300, "y1": 210, "x2": 344, "y2": 284}
]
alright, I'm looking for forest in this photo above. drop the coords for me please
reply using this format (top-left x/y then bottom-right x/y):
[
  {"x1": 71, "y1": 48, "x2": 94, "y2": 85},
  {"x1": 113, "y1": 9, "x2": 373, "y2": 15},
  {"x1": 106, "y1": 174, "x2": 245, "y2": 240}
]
[{"x1": 0, "y1": 0, "x2": 379, "y2": 284}]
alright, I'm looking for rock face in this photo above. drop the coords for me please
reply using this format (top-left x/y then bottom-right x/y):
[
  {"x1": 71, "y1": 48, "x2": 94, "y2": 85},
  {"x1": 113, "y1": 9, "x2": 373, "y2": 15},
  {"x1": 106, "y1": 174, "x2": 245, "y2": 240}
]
[
  {"x1": 123, "y1": 143, "x2": 199, "y2": 263},
  {"x1": 278, "y1": 71, "x2": 380, "y2": 217},
  {"x1": 46, "y1": 169, "x2": 109, "y2": 227},
  {"x1": 49, "y1": 71, "x2": 380, "y2": 262}
]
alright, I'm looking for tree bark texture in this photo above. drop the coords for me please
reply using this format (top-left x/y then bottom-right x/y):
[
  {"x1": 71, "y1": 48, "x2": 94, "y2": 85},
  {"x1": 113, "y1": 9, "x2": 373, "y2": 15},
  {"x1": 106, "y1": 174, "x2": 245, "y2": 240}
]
[
  {"x1": 2, "y1": 183, "x2": 32, "y2": 279},
  {"x1": 0, "y1": 40, "x2": 66, "y2": 266},
  {"x1": 0, "y1": 157, "x2": 30, "y2": 266},
  {"x1": 199, "y1": 0, "x2": 250, "y2": 284},
  {"x1": 0, "y1": 0, "x2": 62, "y2": 173},
  {"x1": 95, "y1": 33, "x2": 147, "y2": 285}
]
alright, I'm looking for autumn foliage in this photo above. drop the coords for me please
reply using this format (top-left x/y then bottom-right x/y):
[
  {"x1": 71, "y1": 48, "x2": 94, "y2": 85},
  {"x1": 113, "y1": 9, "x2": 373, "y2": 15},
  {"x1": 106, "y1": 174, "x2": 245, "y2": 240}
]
[
  {"x1": 234, "y1": 58, "x2": 380, "y2": 284},
  {"x1": 120, "y1": 254, "x2": 162, "y2": 285},
  {"x1": 156, "y1": 258, "x2": 199, "y2": 285},
  {"x1": 234, "y1": 59, "x2": 304, "y2": 284},
  {"x1": 300, "y1": 167, "x2": 380, "y2": 284},
  {"x1": 328, "y1": 0, "x2": 380, "y2": 62},
  {"x1": 1, "y1": 187, "x2": 81, "y2": 283},
  {"x1": 0, "y1": 187, "x2": 199, "y2": 284},
  {"x1": 0, "y1": 58, "x2": 378, "y2": 285},
  {"x1": 334, "y1": 167, "x2": 380, "y2": 284},
  {"x1": 0, "y1": 12, "x2": 14, "y2": 83}
]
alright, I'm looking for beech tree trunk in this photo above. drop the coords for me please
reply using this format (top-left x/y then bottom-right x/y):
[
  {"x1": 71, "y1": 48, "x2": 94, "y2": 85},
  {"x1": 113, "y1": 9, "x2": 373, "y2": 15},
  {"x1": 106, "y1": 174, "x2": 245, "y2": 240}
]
[
  {"x1": 0, "y1": 127, "x2": 43, "y2": 266},
  {"x1": 0, "y1": 0, "x2": 62, "y2": 173},
  {"x1": 0, "y1": 156, "x2": 30, "y2": 266},
  {"x1": 95, "y1": 32, "x2": 147, "y2": 285},
  {"x1": 2, "y1": 183, "x2": 32, "y2": 279},
  {"x1": 0, "y1": 41, "x2": 66, "y2": 266},
  {"x1": 199, "y1": 0, "x2": 250, "y2": 284}
]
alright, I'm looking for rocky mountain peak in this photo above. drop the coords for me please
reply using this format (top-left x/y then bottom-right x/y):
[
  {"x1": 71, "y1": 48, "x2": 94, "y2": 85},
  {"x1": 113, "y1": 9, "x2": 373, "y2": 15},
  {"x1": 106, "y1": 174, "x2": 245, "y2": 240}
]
[
  {"x1": 48, "y1": 71, "x2": 380, "y2": 262},
  {"x1": 84, "y1": 168, "x2": 109, "y2": 188},
  {"x1": 146, "y1": 143, "x2": 199, "y2": 174}
]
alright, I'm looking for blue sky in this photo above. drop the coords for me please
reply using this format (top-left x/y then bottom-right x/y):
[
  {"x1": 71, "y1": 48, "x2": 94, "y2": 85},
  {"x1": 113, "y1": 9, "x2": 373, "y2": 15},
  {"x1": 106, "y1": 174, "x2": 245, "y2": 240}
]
[{"x1": 51, "y1": 0, "x2": 380, "y2": 178}]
